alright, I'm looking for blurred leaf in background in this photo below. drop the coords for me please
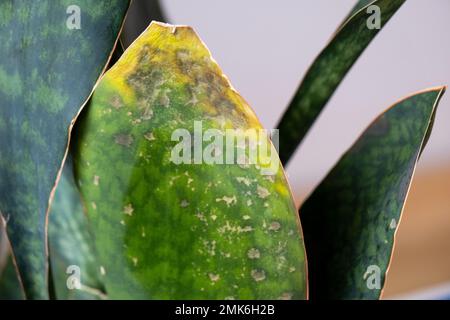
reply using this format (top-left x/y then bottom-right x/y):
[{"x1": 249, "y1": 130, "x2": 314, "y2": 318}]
[
  {"x1": 48, "y1": 160, "x2": 105, "y2": 300},
  {"x1": 276, "y1": 0, "x2": 406, "y2": 165},
  {"x1": 0, "y1": 0, "x2": 129, "y2": 298},
  {"x1": 300, "y1": 87, "x2": 446, "y2": 299}
]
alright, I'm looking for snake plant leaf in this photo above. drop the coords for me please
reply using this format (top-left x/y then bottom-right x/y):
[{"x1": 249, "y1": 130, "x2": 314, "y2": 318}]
[
  {"x1": 344, "y1": 0, "x2": 379, "y2": 23},
  {"x1": 300, "y1": 87, "x2": 446, "y2": 300},
  {"x1": 0, "y1": 223, "x2": 8, "y2": 275},
  {"x1": 0, "y1": 255, "x2": 24, "y2": 300},
  {"x1": 276, "y1": 0, "x2": 405, "y2": 165},
  {"x1": 73, "y1": 22, "x2": 307, "y2": 299},
  {"x1": 0, "y1": 1, "x2": 129, "y2": 299},
  {"x1": 0, "y1": 224, "x2": 23, "y2": 299},
  {"x1": 48, "y1": 160, "x2": 105, "y2": 300}
]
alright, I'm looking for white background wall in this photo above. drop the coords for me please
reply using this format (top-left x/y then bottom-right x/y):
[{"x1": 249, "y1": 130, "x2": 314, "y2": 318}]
[{"x1": 160, "y1": 0, "x2": 450, "y2": 200}]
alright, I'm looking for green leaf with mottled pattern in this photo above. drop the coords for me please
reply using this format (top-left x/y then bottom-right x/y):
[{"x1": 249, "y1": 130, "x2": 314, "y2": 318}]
[
  {"x1": 73, "y1": 22, "x2": 307, "y2": 299},
  {"x1": 276, "y1": 0, "x2": 405, "y2": 164},
  {"x1": 48, "y1": 160, "x2": 105, "y2": 300},
  {"x1": 0, "y1": 256, "x2": 24, "y2": 300},
  {"x1": 300, "y1": 87, "x2": 446, "y2": 299},
  {"x1": 0, "y1": 224, "x2": 23, "y2": 299},
  {"x1": 0, "y1": 1, "x2": 129, "y2": 299}
]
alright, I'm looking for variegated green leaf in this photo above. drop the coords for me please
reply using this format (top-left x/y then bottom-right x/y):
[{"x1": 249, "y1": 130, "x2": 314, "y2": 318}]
[
  {"x1": 73, "y1": 22, "x2": 307, "y2": 299},
  {"x1": 0, "y1": 256, "x2": 23, "y2": 300},
  {"x1": 0, "y1": 224, "x2": 23, "y2": 299},
  {"x1": 276, "y1": 0, "x2": 406, "y2": 164},
  {"x1": 0, "y1": 0, "x2": 129, "y2": 299},
  {"x1": 300, "y1": 87, "x2": 446, "y2": 299},
  {"x1": 48, "y1": 160, "x2": 105, "y2": 300}
]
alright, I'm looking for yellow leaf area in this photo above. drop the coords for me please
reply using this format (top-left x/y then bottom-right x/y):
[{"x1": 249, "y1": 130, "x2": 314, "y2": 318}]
[
  {"x1": 97, "y1": 21, "x2": 284, "y2": 182},
  {"x1": 105, "y1": 22, "x2": 259, "y2": 127}
]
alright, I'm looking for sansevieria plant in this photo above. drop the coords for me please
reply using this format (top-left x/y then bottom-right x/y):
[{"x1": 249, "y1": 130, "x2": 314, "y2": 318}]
[{"x1": 0, "y1": 0, "x2": 446, "y2": 300}]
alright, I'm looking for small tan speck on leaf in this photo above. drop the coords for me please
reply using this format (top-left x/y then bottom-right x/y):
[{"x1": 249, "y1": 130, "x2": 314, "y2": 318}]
[
  {"x1": 257, "y1": 185, "x2": 270, "y2": 199},
  {"x1": 251, "y1": 269, "x2": 266, "y2": 282},
  {"x1": 236, "y1": 177, "x2": 251, "y2": 186},
  {"x1": 123, "y1": 204, "x2": 134, "y2": 216},
  {"x1": 208, "y1": 273, "x2": 220, "y2": 282},
  {"x1": 216, "y1": 195, "x2": 237, "y2": 207},
  {"x1": 247, "y1": 248, "x2": 260, "y2": 259},
  {"x1": 181, "y1": 200, "x2": 189, "y2": 207},
  {"x1": 268, "y1": 221, "x2": 281, "y2": 231},
  {"x1": 144, "y1": 131, "x2": 155, "y2": 141},
  {"x1": 141, "y1": 108, "x2": 153, "y2": 120},
  {"x1": 159, "y1": 91, "x2": 170, "y2": 107},
  {"x1": 115, "y1": 134, "x2": 134, "y2": 147},
  {"x1": 389, "y1": 218, "x2": 397, "y2": 229},
  {"x1": 111, "y1": 96, "x2": 122, "y2": 109},
  {"x1": 279, "y1": 292, "x2": 293, "y2": 300}
]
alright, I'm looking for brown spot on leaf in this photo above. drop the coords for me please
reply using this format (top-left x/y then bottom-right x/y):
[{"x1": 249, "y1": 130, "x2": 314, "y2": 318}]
[{"x1": 115, "y1": 134, "x2": 134, "y2": 147}]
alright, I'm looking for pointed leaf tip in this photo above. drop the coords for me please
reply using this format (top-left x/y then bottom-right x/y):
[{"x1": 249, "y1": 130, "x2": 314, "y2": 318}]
[{"x1": 276, "y1": 0, "x2": 406, "y2": 165}]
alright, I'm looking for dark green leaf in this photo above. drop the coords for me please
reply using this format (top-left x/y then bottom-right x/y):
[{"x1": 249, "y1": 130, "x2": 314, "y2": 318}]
[
  {"x1": 0, "y1": 224, "x2": 23, "y2": 299},
  {"x1": 48, "y1": 160, "x2": 105, "y2": 300},
  {"x1": 276, "y1": 0, "x2": 405, "y2": 165},
  {"x1": 0, "y1": 0, "x2": 129, "y2": 299},
  {"x1": 0, "y1": 223, "x2": 7, "y2": 275},
  {"x1": 0, "y1": 256, "x2": 24, "y2": 300},
  {"x1": 300, "y1": 87, "x2": 446, "y2": 299}
]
